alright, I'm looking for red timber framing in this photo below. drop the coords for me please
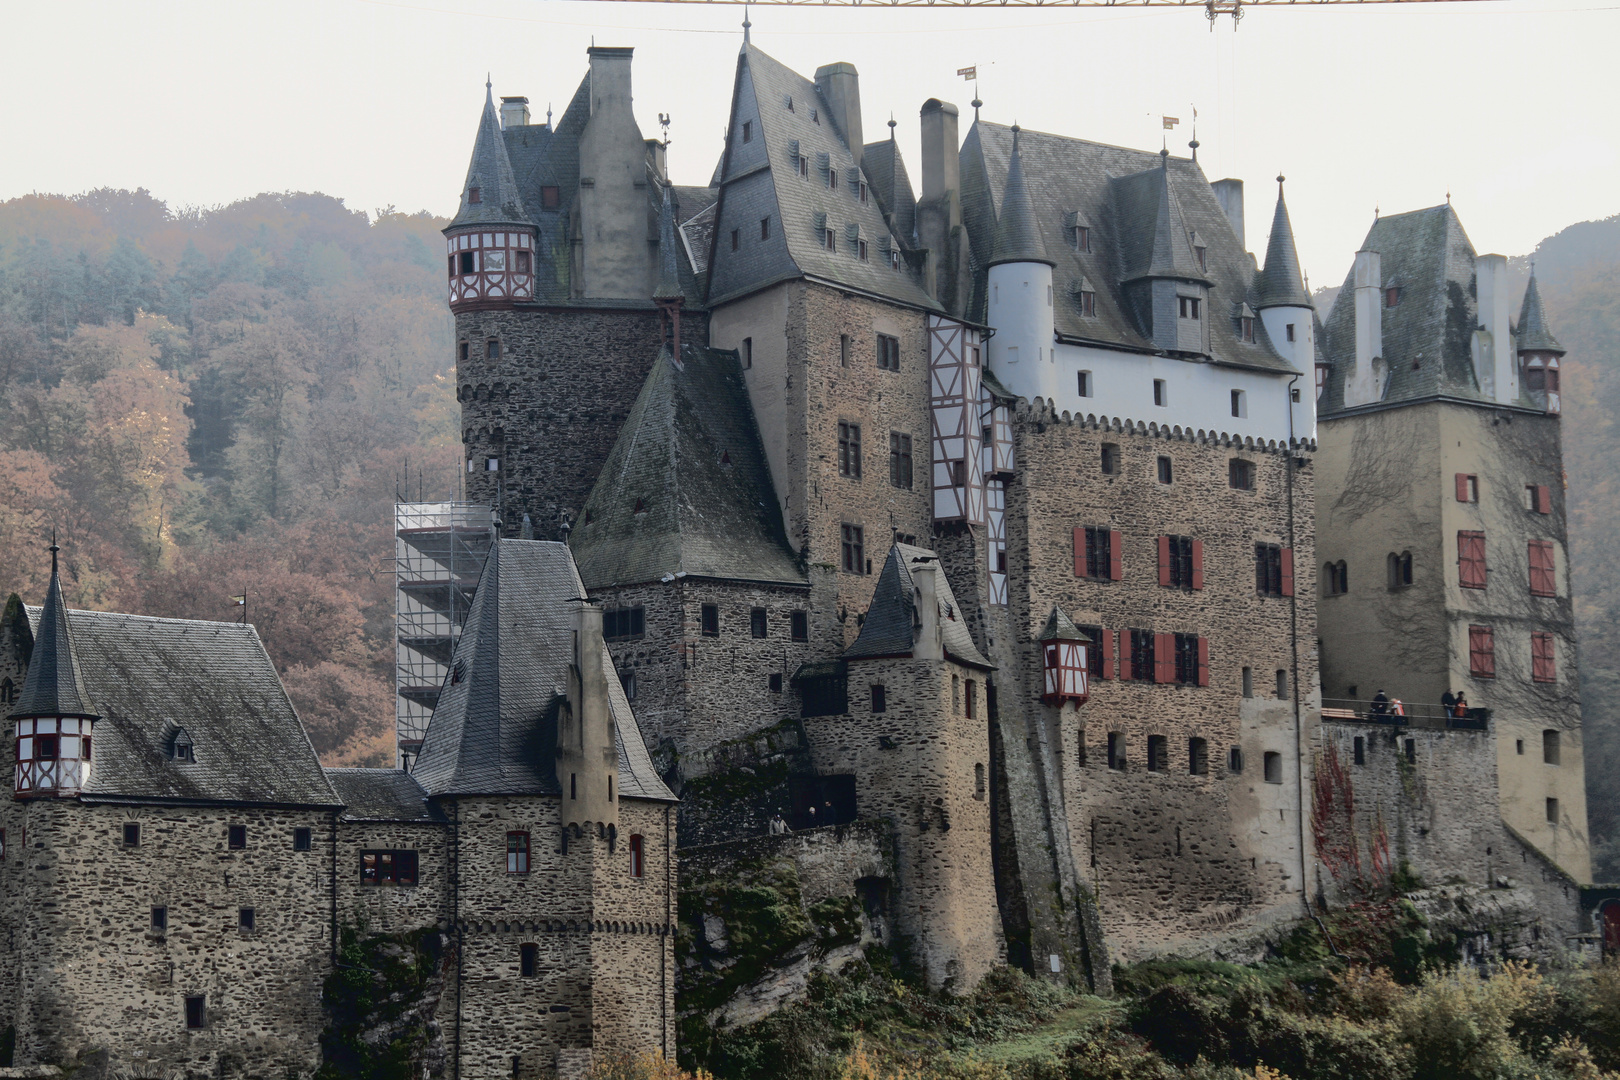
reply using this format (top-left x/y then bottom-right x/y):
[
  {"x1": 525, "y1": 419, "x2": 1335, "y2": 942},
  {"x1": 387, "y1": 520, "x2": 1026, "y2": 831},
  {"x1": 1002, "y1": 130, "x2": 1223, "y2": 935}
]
[
  {"x1": 928, "y1": 315, "x2": 986, "y2": 527},
  {"x1": 446, "y1": 228, "x2": 538, "y2": 309}
]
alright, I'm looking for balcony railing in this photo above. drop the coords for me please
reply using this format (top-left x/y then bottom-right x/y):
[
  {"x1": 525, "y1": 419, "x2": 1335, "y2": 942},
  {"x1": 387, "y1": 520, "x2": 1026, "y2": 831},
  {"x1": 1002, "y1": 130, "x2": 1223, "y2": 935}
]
[{"x1": 1320, "y1": 697, "x2": 1489, "y2": 731}]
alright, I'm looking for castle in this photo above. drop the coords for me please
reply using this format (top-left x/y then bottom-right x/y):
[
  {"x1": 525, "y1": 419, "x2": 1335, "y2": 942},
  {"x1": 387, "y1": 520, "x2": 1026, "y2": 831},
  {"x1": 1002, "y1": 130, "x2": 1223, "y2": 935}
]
[{"x1": 0, "y1": 29, "x2": 1601, "y2": 1080}]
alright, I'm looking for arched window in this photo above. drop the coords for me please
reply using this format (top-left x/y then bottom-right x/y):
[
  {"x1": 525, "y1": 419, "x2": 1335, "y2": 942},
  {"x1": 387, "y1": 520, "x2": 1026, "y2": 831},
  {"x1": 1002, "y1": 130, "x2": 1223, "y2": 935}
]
[
  {"x1": 1387, "y1": 551, "x2": 1413, "y2": 589},
  {"x1": 1324, "y1": 561, "x2": 1349, "y2": 596}
]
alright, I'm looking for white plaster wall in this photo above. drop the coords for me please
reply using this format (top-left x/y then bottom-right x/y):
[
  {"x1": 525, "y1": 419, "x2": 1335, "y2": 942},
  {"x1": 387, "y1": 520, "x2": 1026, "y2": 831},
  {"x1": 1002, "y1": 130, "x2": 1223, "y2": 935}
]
[
  {"x1": 987, "y1": 262, "x2": 1056, "y2": 402},
  {"x1": 1259, "y1": 304, "x2": 1318, "y2": 442}
]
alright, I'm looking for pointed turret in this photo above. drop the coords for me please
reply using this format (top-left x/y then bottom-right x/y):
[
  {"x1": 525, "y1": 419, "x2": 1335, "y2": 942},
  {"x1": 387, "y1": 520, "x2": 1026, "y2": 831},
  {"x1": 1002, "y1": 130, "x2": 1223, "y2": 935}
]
[
  {"x1": 1037, "y1": 605, "x2": 1090, "y2": 645},
  {"x1": 1255, "y1": 176, "x2": 1312, "y2": 310},
  {"x1": 988, "y1": 127, "x2": 1051, "y2": 268},
  {"x1": 652, "y1": 185, "x2": 684, "y2": 303},
  {"x1": 448, "y1": 83, "x2": 533, "y2": 230},
  {"x1": 444, "y1": 82, "x2": 539, "y2": 312},
  {"x1": 13, "y1": 540, "x2": 99, "y2": 799},
  {"x1": 1146, "y1": 149, "x2": 1206, "y2": 283},
  {"x1": 1517, "y1": 273, "x2": 1565, "y2": 355},
  {"x1": 1517, "y1": 271, "x2": 1565, "y2": 414}
]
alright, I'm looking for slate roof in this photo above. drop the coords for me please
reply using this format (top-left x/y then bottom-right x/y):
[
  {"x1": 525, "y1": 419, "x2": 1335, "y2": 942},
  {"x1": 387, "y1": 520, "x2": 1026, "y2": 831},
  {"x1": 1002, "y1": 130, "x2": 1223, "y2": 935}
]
[
  {"x1": 1317, "y1": 204, "x2": 1490, "y2": 415},
  {"x1": 570, "y1": 343, "x2": 803, "y2": 590},
  {"x1": 989, "y1": 129, "x2": 1051, "y2": 268},
  {"x1": 1517, "y1": 273, "x2": 1564, "y2": 354},
  {"x1": 653, "y1": 185, "x2": 685, "y2": 302},
  {"x1": 1037, "y1": 606, "x2": 1091, "y2": 644},
  {"x1": 13, "y1": 551, "x2": 96, "y2": 719},
  {"x1": 21, "y1": 606, "x2": 339, "y2": 807},
  {"x1": 844, "y1": 544, "x2": 992, "y2": 670},
  {"x1": 411, "y1": 539, "x2": 675, "y2": 802},
  {"x1": 1255, "y1": 180, "x2": 1312, "y2": 310},
  {"x1": 326, "y1": 768, "x2": 446, "y2": 823},
  {"x1": 861, "y1": 135, "x2": 917, "y2": 245},
  {"x1": 705, "y1": 45, "x2": 940, "y2": 311},
  {"x1": 447, "y1": 85, "x2": 534, "y2": 231},
  {"x1": 959, "y1": 122, "x2": 1296, "y2": 374}
]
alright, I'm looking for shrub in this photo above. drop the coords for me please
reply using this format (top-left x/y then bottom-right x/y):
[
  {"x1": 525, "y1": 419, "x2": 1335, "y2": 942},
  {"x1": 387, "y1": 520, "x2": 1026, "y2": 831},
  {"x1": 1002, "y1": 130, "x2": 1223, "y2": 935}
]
[{"x1": 1392, "y1": 961, "x2": 1556, "y2": 1080}]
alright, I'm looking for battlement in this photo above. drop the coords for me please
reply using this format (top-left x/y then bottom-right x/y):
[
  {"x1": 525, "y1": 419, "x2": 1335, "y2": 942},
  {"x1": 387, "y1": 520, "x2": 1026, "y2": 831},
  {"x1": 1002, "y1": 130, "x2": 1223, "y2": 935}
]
[{"x1": 1010, "y1": 396, "x2": 1317, "y2": 453}]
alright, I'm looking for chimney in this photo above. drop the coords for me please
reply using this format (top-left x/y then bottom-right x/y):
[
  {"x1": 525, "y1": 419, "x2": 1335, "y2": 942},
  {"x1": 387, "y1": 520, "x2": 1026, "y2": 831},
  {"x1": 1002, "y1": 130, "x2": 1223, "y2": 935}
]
[
  {"x1": 911, "y1": 563, "x2": 944, "y2": 661},
  {"x1": 1347, "y1": 248, "x2": 1384, "y2": 407},
  {"x1": 558, "y1": 602, "x2": 618, "y2": 829},
  {"x1": 815, "y1": 63, "x2": 864, "y2": 168},
  {"x1": 587, "y1": 46, "x2": 635, "y2": 119},
  {"x1": 919, "y1": 99, "x2": 961, "y2": 229},
  {"x1": 500, "y1": 95, "x2": 531, "y2": 131},
  {"x1": 1211, "y1": 179, "x2": 1245, "y2": 251},
  {"x1": 1475, "y1": 254, "x2": 1516, "y2": 404}
]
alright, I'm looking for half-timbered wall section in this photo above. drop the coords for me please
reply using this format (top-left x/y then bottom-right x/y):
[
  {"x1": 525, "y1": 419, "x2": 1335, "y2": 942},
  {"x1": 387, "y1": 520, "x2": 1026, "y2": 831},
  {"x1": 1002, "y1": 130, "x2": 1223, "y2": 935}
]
[
  {"x1": 929, "y1": 315, "x2": 986, "y2": 526},
  {"x1": 447, "y1": 229, "x2": 538, "y2": 311},
  {"x1": 982, "y1": 385, "x2": 1015, "y2": 605}
]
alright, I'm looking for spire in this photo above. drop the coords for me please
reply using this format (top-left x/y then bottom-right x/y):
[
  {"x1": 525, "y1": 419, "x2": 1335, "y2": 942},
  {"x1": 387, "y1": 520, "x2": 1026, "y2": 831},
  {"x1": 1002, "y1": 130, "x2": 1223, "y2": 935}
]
[
  {"x1": 1037, "y1": 605, "x2": 1090, "y2": 644},
  {"x1": 1516, "y1": 272, "x2": 1565, "y2": 354},
  {"x1": 652, "y1": 184, "x2": 684, "y2": 303},
  {"x1": 1255, "y1": 174, "x2": 1312, "y2": 310},
  {"x1": 447, "y1": 82, "x2": 533, "y2": 231},
  {"x1": 12, "y1": 538, "x2": 97, "y2": 720},
  {"x1": 1144, "y1": 148, "x2": 1204, "y2": 281},
  {"x1": 988, "y1": 126, "x2": 1052, "y2": 268}
]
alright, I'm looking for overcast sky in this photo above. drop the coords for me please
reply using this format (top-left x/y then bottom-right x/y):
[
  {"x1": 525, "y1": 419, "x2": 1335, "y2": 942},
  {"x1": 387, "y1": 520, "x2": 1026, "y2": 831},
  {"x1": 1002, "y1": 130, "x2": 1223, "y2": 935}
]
[{"x1": 4, "y1": 0, "x2": 1616, "y2": 288}]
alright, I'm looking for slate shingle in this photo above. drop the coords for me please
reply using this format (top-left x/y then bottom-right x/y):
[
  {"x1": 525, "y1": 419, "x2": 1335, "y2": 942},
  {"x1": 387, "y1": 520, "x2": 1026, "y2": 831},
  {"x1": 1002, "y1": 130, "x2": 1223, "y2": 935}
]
[{"x1": 844, "y1": 543, "x2": 992, "y2": 670}]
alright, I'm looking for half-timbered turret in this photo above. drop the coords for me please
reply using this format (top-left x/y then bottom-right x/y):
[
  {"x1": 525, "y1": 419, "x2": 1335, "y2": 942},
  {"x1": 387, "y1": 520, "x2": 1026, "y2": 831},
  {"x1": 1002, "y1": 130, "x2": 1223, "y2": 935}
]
[
  {"x1": 11, "y1": 543, "x2": 97, "y2": 799},
  {"x1": 444, "y1": 82, "x2": 538, "y2": 312},
  {"x1": 1517, "y1": 272, "x2": 1565, "y2": 415}
]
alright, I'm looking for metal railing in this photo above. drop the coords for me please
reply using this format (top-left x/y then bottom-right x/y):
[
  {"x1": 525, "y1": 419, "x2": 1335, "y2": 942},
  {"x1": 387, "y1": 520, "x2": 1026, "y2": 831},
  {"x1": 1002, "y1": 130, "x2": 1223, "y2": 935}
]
[{"x1": 1320, "y1": 697, "x2": 1489, "y2": 730}]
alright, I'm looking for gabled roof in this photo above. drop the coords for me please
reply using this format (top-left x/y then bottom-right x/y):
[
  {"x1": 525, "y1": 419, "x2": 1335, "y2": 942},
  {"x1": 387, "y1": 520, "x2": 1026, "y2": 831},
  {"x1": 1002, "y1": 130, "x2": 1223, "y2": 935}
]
[
  {"x1": 410, "y1": 539, "x2": 674, "y2": 802},
  {"x1": 570, "y1": 344, "x2": 803, "y2": 590},
  {"x1": 989, "y1": 128, "x2": 1051, "y2": 269},
  {"x1": 1318, "y1": 204, "x2": 1488, "y2": 415},
  {"x1": 1037, "y1": 606, "x2": 1091, "y2": 644},
  {"x1": 1517, "y1": 273, "x2": 1565, "y2": 354},
  {"x1": 705, "y1": 45, "x2": 939, "y2": 311},
  {"x1": 959, "y1": 123, "x2": 1294, "y2": 374},
  {"x1": 1255, "y1": 179, "x2": 1312, "y2": 310},
  {"x1": 447, "y1": 84, "x2": 534, "y2": 232},
  {"x1": 13, "y1": 548, "x2": 95, "y2": 720},
  {"x1": 844, "y1": 544, "x2": 992, "y2": 670},
  {"x1": 861, "y1": 135, "x2": 917, "y2": 246},
  {"x1": 326, "y1": 768, "x2": 446, "y2": 823},
  {"x1": 21, "y1": 606, "x2": 338, "y2": 807}
]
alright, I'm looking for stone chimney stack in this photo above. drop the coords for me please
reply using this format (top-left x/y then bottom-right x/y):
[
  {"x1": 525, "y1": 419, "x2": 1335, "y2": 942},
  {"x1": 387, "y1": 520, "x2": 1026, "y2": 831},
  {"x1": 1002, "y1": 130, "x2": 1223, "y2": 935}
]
[
  {"x1": 1346, "y1": 249, "x2": 1384, "y2": 408},
  {"x1": 911, "y1": 563, "x2": 944, "y2": 661},
  {"x1": 815, "y1": 63, "x2": 864, "y2": 168},
  {"x1": 558, "y1": 602, "x2": 618, "y2": 829},
  {"x1": 577, "y1": 46, "x2": 652, "y2": 301},
  {"x1": 919, "y1": 99, "x2": 961, "y2": 228},
  {"x1": 1211, "y1": 179, "x2": 1245, "y2": 250},
  {"x1": 500, "y1": 96, "x2": 531, "y2": 130},
  {"x1": 1475, "y1": 254, "x2": 1517, "y2": 404},
  {"x1": 917, "y1": 99, "x2": 967, "y2": 311}
]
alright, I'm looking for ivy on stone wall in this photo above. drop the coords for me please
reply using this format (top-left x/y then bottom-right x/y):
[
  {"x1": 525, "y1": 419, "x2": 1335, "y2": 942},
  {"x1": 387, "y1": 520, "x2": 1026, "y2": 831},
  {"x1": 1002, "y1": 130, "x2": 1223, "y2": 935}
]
[{"x1": 316, "y1": 921, "x2": 449, "y2": 1080}]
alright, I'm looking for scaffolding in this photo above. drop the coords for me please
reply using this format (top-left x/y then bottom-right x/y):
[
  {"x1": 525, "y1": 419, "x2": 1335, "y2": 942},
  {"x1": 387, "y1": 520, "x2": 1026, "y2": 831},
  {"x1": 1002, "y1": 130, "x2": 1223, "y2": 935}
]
[{"x1": 394, "y1": 502, "x2": 494, "y2": 770}]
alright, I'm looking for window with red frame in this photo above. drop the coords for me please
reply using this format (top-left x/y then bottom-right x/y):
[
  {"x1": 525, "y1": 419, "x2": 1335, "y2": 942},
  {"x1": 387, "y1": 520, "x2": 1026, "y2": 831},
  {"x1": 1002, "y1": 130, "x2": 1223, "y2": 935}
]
[
  {"x1": 506, "y1": 831, "x2": 530, "y2": 874},
  {"x1": 629, "y1": 834, "x2": 644, "y2": 878},
  {"x1": 1529, "y1": 541, "x2": 1556, "y2": 597},
  {"x1": 1458, "y1": 531, "x2": 1487, "y2": 589},
  {"x1": 1469, "y1": 625, "x2": 1495, "y2": 678}
]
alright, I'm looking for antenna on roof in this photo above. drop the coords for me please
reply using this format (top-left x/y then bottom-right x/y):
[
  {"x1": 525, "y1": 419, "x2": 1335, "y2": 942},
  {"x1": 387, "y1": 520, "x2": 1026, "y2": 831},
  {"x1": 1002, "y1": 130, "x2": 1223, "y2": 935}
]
[{"x1": 1188, "y1": 106, "x2": 1199, "y2": 163}]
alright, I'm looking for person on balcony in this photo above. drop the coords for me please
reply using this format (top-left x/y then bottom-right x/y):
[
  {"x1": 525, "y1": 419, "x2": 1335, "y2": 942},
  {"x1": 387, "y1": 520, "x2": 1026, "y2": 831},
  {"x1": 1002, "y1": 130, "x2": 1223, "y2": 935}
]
[
  {"x1": 1453, "y1": 692, "x2": 1469, "y2": 718},
  {"x1": 1441, "y1": 689, "x2": 1457, "y2": 714},
  {"x1": 1370, "y1": 690, "x2": 1391, "y2": 716},
  {"x1": 1391, "y1": 697, "x2": 1406, "y2": 717}
]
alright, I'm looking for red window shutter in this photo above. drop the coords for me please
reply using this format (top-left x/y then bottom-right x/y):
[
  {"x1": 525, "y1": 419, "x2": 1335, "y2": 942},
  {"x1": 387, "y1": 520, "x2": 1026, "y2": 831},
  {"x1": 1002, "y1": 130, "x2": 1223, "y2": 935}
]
[
  {"x1": 1459, "y1": 531, "x2": 1487, "y2": 589},
  {"x1": 1532, "y1": 632, "x2": 1556, "y2": 683},
  {"x1": 1280, "y1": 548, "x2": 1295, "y2": 597},
  {"x1": 1191, "y1": 539, "x2": 1204, "y2": 591},
  {"x1": 1469, "y1": 625, "x2": 1495, "y2": 678},
  {"x1": 1529, "y1": 541, "x2": 1556, "y2": 597},
  {"x1": 1536, "y1": 485, "x2": 1551, "y2": 515},
  {"x1": 1100, "y1": 629, "x2": 1114, "y2": 680},
  {"x1": 1119, "y1": 630, "x2": 1132, "y2": 681},
  {"x1": 1158, "y1": 536, "x2": 1172, "y2": 587},
  {"x1": 1196, "y1": 636, "x2": 1210, "y2": 686},
  {"x1": 1109, "y1": 530, "x2": 1124, "y2": 581},
  {"x1": 1456, "y1": 473, "x2": 1470, "y2": 502},
  {"x1": 1074, "y1": 528, "x2": 1085, "y2": 578},
  {"x1": 1154, "y1": 633, "x2": 1175, "y2": 684}
]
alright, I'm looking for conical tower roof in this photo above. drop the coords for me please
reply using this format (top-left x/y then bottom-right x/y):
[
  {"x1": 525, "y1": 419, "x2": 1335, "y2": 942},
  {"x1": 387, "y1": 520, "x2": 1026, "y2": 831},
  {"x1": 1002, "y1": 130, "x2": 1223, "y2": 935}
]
[
  {"x1": 446, "y1": 83, "x2": 534, "y2": 231},
  {"x1": 1037, "y1": 605, "x2": 1090, "y2": 644},
  {"x1": 1517, "y1": 273, "x2": 1565, "y2": 354},
  {"x1": 988, "y1": 127, "x2": 1052, "y2": 268},
  {"x1": 1145, "y1": 149, "x2": 1206, "y2": 282},
  {"x1": 652, "y1": 183, "x2": 685, "y2": 303},
  {"x1": 1256, "y1": 177, "x2": 1312, "y2": 310},
  {"x1": 13, "y1": 542, "x2": 97, "y2": 719}
]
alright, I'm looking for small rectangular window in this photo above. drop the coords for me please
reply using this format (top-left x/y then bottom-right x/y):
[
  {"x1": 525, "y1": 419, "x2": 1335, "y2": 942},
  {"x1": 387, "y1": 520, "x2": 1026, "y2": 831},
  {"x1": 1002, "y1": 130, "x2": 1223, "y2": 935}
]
[
  {"x1": 239, "y1": 907, "x2": 255, "y2": 931},
  {"x1": 1240, "y1": 316, "x2": 1255, "y2": 343},
  {"x1": 761, "y1": 217, "x2": 770, "y2": 241},
  {"x1": 459, "y1": 341, "x2": 469, "y2": 363},
  {"x1": 742, "y1": 121, "x2": 752, "y2": 143},
  {"x1": 1353, "y1": 736, "x2": 1365, "y2": 765},
  {"x1": 603, "y1": 607, "x2": 646, "y2": 642},
  {"x1": 541, "y1": 185, "x2": 560, "y2": 209},
  {"x1": 839, "y1": 334, "x2": 850, "y2": 368},
  {"x1": 829, "y1": 169, "x2": 838, "y2": 191},
  {"x1": 507, "y1": 831, "x2": 530, "y2": 874},
  {"x1": 1129, "y1": 629, "x2": 1155, "y2": 681},
  {"x1": 1456, "y1": 473, "x2": 1479, "y2": 503},
  {"x1": 877, "y1": 334, "x2": 900, "y2": 371},
  {"x1": 701, "y1": 605, "x2": 720, "y2": 637},
  {"x1": 790, "y1": 611, "x2": 808, "y2": 642},
  {"x1": 1255, "y1": 544, "x2": 1287, "y2": 596},
  {"x1": 824, "y1": 229, "x2": 836, "y2": 251},
  {"x1": 1179, "y1": 296, "x2": 1201, "y2": 319},
  {"x1": 1078, "y1": 526, "x2": 1114, "y2": 581},
  {"x1": 1107, "y1": 732, "x2": 1125, "y2": 771},
  {"x1": 741, "y1": 337, "x2": 752, "y2": 369},
  {"x1": 1230, "y1": 389, "x2": 1246, "y2": 418},
  {"x1": 769, "y1": 673, "x2": 782, "y2": 693},
  {"x1": 799, "y1": 155, "x2": 810, "y2": 179},
  {"x1": 1080, "y1": 289, "x2": 1096, "y2": 318},
  {"x1": 858, "y1": 239, "x2": 869, "y2": 262},
  {"x1": 1146, "y1": 735, "x2": 1168, "y2": 772},
  {"x1": 1229, "y1": 747, "x2": 1244, "y2": 774},
  {"x1": 1077, "y1": 371, "x2": 1092, "y2": 397},
  {"x1": 750, "y1": 608, "x2": 767, "y2": 639},
  {"x1": 730, "y1": 229, "x2": 740, "y2": 252},
  {"x1": 889, "y1": 432, "x2": 913, "y2": 490},
  {"x1": 185, "y1": 995, "x2": 206, "y2": 1030},
  {"x1": 1230, "y1": 459, "x2": 1256, "y2": 490},
  {"x1": 1242, "y1": 667, "x2": 1253, "y2": 698},
  {"x1": 520, "y1": 942, "x2": 539, "y2": 977},
  {"x1": 515, "y1": 250, "x2": 530, "y2": 273},
  {"x1": 1157, "y1": 456, "x2": 1173, "y2": 484},
  {"x1": 837, "y1": 421, "x2": 862, "y2": 478},
  {"x1": 965, "y1": 679, "x2": 977, "y2": 719},
  {"x1": 1263, "y1": 751, "x2": 1282, "y2": 784},
  {"x1": 1543, "y1": 729, "x2": 1561, "y2": 765},
  {"x1": 460, "y1": 251, "x2": 475, "y2": 275},
  {"x1": 124, "y1": 822, "x2": 140, "y2": 847},
  {"x1": 152, "y1": 906, "x2": 168, "y2": 932},
  {"x1": 1547, "y1": 798, "x2": 1560, "y2": 824},
  {"x1": 360, "y1": 849, "x2": 419, "y2": 886},
  {"x1": 629, "y1": 834, "x2": 644, "y2": 878},
  {"x1": 841, "y1": 524, "x2": 866, "y2": 575},
  {"x1": 1153, "y1": 379, "x2": 1168, "y2": 407},
  {"x1": 487, "y1": 339, "x2": 501, "y2": 361},
  {"x1": 1276, "y1": 669, "x2": 1289, "y2": 698},
  {"x1": 1100, "y1": 444, "x2": 1120, "y2": 475},
  {"x1": 228, "y1": 825, "x2": 246, "y2": 850},
  {"x1": 1075, "y1": 226, "x2": 1091, "y2": 253},
  {"x1": 1285, "y1": 324, "x2": 1296, "y2": 342},
  {"x1": 871, "y1": 684, "x2": 887, "y2": 713},
  {"x1": 486, "y1": 457, "x2": 499, "y2": 472},
  {"x1": 1189, "y1": 738, "x2": 1208, "y2": 776}
]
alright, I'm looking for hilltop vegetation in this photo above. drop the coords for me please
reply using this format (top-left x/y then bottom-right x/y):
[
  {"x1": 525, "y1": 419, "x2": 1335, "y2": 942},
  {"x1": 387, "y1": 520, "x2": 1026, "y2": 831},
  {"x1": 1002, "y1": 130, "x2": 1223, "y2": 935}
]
[{"x1": 0, "y1": 188, "x2": 459, "y2": 765}]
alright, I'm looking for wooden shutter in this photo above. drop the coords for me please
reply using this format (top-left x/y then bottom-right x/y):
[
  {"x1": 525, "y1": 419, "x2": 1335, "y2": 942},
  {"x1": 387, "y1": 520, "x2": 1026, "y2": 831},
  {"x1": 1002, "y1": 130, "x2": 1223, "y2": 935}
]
[
  {"x1": 1280, "y1": 548, "x2": 1295, "y2": 597},
  {"x1": 1455, "y1": 473, "x2": 1471, "y2": 502},
  {"x1": 1535, "y1": 485, "x2": 1551, "y2": 514},
  {"x1": 1158, "y1": 536, "x2": 1172, "y2": 587},
  {"x1": 1191, "y1": 539, "x2": 1204, "y2": 591},
  {"x1": 1073, "y1": 528, "x2": 1086, "y2": 578},
  {"x1": 1109, "y1": 530, "x2": 1123, "y2": 581},
  {"x1": 1529, "y1": 541, "x2": 1556, "y2": 596},
  {"x1": 1469, "y1": 625, "x2": 1495, "y2": 678},
  {"x1": 1196, "y1": 637, "x2": 1210, "y2": 686},
  {"x1": 1100, "y1": 629, "x2": 1114, "y2": 680},
  {"x1": 1119, "y1": 630, "x2": 1132, "y2": 681},
  {"x1": 1532, "y1": 633, "x2": 1556, "y2": 683},
  {"x1": 1458, "y1": 531, "x2": 1487, "y2": 589},
  {"x1": 1154, "y1": 633, "x2": 1175, "y2": 684}
]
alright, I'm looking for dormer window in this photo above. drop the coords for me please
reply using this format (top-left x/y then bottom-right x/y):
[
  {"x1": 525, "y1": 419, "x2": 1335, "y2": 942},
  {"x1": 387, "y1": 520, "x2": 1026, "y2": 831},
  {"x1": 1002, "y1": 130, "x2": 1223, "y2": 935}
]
[
  {"x1": 468, "y1": 187, "x2": 482, "y2": 205},
  {"x1": 173, "y1": 730, "x2": 195, "y2": 763},
  {"x1": 1178, "y1": 296, "x2": 1201, "y2": 320},
  {"x1": 1075, "y1": 227, "x2": 1091, "y2": 253},
  {"x1": 824, "y1": 229, "x2": 836, "y2": 252},
  {"x1": 786, "y1": 96, "x2": 794, "y2": 112},
  {"x1": 742, "y1": 121, "x2": 752, "y2": 143},
  {"x1": 890, "y1": 249, "x2": 901, "y2": 271},
  {"x1": 1080, "y1": 289, "x2": 1096, "y2": 318},
  {"x1": 1385, "y1": 286, "x2": 1401, "y2": 308},
  {"x1": 1240, "y1": 316, "x2": 1255, "y2": 343},
  {"x1": 859, "y1": 181, "x2": 869, "y2": 206},
  {"x1": 541, "y1": 186, "x2": 560, "y2": 209},
  {"x1": 810, "y1": 108, "x2": 819, "y2": 124},
  {"x1": 1195, "y1": 246, "x2": 1207, "y2": 272},
  {"x1": 798, "y1": 155, "x2": 810, "y2": 180},
  {"x1": 828, "y1": 170, "x2": 838, "y2": 191}
]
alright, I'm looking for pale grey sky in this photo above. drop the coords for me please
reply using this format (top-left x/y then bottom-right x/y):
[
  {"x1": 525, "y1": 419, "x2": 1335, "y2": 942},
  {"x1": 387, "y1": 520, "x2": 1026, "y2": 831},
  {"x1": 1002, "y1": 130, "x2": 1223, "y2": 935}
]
[{"x1": 4, "y1": 0, "x2": 1616, "y2": 288}]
